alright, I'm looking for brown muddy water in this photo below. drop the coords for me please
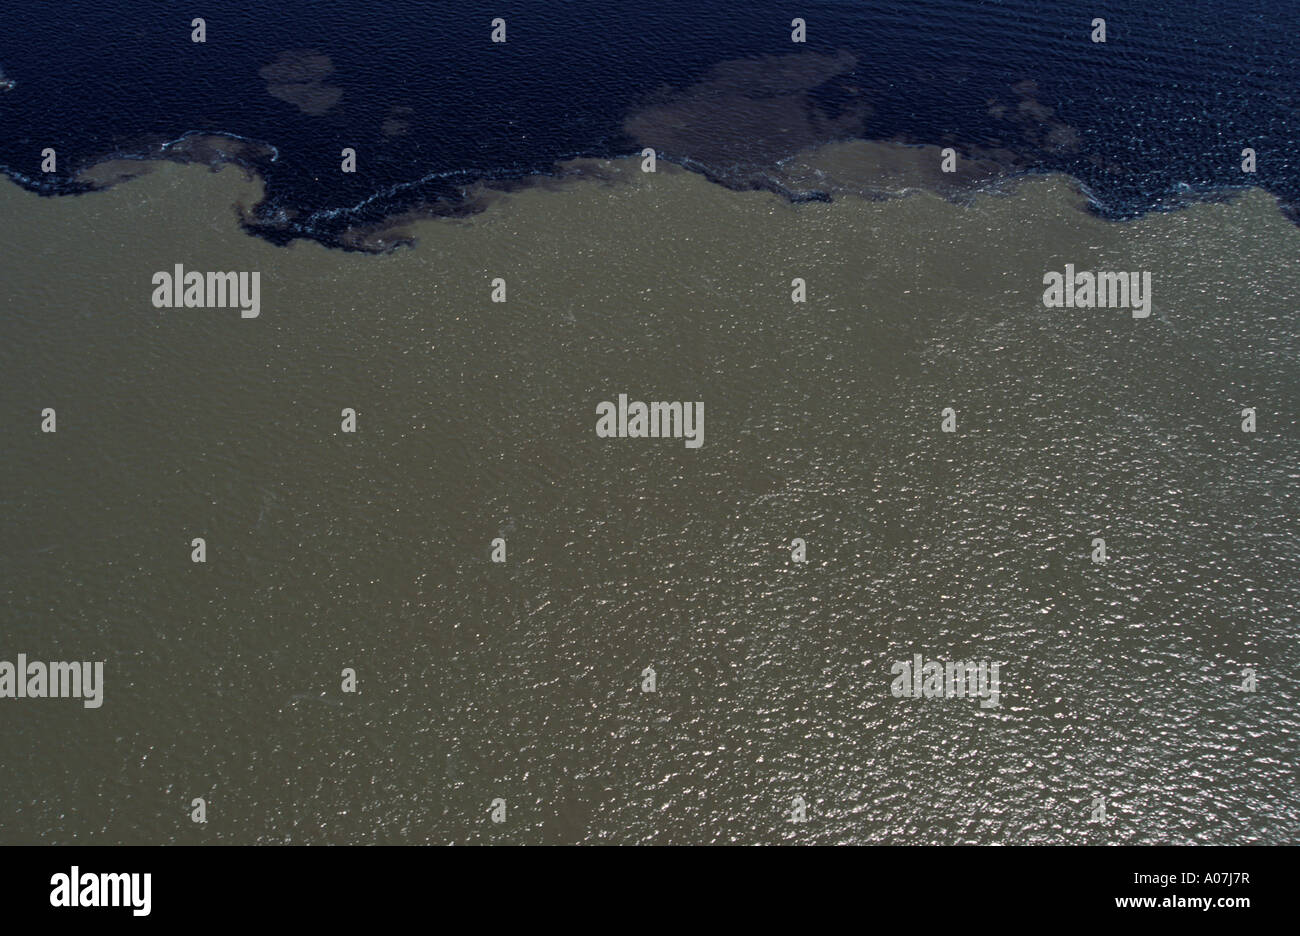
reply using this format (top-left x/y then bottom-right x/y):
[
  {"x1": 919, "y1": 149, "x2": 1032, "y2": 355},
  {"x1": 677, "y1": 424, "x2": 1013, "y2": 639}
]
[{"x1": 0, "y1": 151, "x2": 1296, "y2": 843}]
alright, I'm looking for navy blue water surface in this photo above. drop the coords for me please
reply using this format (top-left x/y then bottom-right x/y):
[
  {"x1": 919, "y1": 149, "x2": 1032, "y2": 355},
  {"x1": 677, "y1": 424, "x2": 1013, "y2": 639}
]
[{"x1": 0, "y1": 0, "x2": 1296, "y2": 245}]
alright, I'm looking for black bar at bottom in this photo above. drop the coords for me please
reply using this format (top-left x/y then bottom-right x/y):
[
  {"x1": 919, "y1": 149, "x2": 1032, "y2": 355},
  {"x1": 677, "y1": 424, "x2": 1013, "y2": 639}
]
[{"x1": 0, "y1": 845, "x2": 1280, "y2": 924}]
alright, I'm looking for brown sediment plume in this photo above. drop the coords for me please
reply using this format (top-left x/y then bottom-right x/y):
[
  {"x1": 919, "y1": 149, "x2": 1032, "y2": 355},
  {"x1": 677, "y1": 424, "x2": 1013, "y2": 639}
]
[
  {"x1": 492, "y1": 156, "x2": 638, "y2": 194},
  {"x1": 759, "y1": 77, "x2": 1094, "y2": 203},
  {"x1": 381, "y1": 105, "x2": 415, "y2": 138},
  {"x1": 623, "y1": 50, "x2": 872, "y2": 189},
  {"x1": 260, "y1": 50, "x2": 343, "y2": 116},
  {"x1": 975, "y1": 79, "x2": 1083, "y2": 167},
  {"x1": 1002, "y1": 80, "x2": 1082, "y2": 155},
  {"x1": 619, "y1": 54, "x2": 1085, "y2": 206},
  {"x1": 334, "y1": 195, "x2": 498, "y2": 253},
  {"x1": 49, "y1": 103, "x2": 1291, "y2": 255},
  {"x1": 333, "y1": 157, "x2": 647, "y2": 252},
  {"x1": 1, "y1": 153, "x2": 1297, "y2": 846},
  {"x1": 335, "y1": 208, "x2": 426, "y2": 252},
  {"x1": 75, "y1": 159, "x2": 157, "y2": 189},
  {"x1": 163, "y1": 133, "x2": 277, "y2": 168},
  {"x1": 771, "y1": 140, "x2": 1010, "y2": 202},
  {"x1": 75, "y1": 135, "x2": 276, "y2": 191}
]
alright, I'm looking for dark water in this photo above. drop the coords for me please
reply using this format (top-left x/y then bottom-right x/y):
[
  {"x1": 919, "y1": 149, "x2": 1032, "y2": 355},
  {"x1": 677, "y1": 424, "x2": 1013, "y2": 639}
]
[{"x1": 0, "y1": 0, "x2": 1298, "y2": 246}]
